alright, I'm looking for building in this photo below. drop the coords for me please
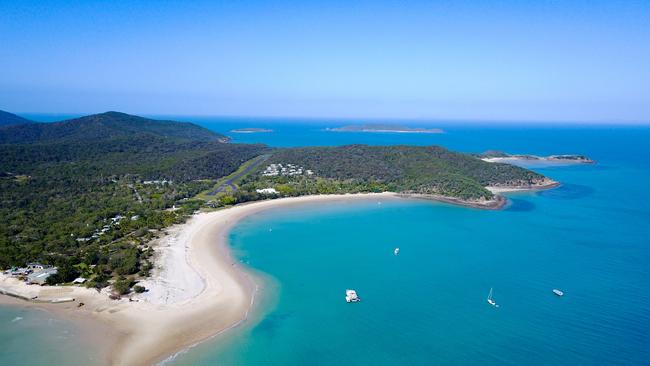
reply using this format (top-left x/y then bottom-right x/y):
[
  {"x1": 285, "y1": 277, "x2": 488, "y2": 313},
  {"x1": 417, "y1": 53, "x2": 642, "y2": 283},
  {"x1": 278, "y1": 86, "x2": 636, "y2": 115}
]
[
  {"x1": 256, "y1": 188, "x2": 279, "y2": 194},
  {"x1": 26, "y1": 263, "x2": 52, "y2": 270},
  {"x1": 26, "y1": 267, "x2": 58, "y2": 285}
]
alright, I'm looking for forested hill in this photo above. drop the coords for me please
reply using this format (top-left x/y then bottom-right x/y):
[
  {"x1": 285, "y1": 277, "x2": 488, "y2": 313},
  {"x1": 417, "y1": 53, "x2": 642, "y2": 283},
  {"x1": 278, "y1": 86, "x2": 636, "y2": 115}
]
[
  {"x1": 0, "y1": 110, "x2": 35, "y2": 127},
  {"x1": 0, "y1": 111, "x2": 262, "y2": 182},
  {"x1": 0, "y1": 111, "x2": 268, "y2": 277},
  {"x1": 0, "y1": 111, "x2": 228, "y2": 144},
  {"x1": 248, "y1": 145, "x2": 549, "y2": 200}
]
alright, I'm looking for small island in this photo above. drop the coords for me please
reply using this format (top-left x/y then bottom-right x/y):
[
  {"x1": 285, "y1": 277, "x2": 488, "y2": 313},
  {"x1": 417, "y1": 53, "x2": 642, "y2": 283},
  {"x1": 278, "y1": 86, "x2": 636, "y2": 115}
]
[
  {"x1": 326, "y1": 124, "x2": 444, "y2": 134},
  {"x1": 230, "y1": 128, "x2": 273, "y2": 133},
  {"x1": 479, "y1": 150, "x2": 595, "y2": 164}
]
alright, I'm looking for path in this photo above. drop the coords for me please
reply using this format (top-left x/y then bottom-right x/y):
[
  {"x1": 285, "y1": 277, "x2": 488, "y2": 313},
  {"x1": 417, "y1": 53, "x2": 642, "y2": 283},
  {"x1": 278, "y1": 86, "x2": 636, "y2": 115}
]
[{"x1": 206, "y1": 155, "x2": 269, "y2": 196}]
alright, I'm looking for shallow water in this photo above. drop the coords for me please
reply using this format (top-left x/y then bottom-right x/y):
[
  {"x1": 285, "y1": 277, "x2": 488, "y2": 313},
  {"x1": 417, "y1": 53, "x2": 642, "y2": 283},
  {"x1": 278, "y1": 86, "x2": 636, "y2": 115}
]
[
  {"x1": 171, "y1": 123, "x2": 650, "y2": 365},
  {"x1": 0, "y1": 303, "x2": 101, "y2": 365},
  {"x1": 3, "y1": 119, "x2": 649, "y2": 365}
]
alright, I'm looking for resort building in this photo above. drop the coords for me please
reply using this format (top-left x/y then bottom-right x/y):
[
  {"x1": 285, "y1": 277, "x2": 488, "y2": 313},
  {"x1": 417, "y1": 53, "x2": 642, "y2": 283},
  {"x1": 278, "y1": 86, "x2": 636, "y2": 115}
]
[
  {"x1": 256, "y1": 188, "x2": 279, "y2": 194},
  {"x1": 26, "y1": 263, "x2": 52, "y2": 270},
  {"x1": 26, "y1": 267, "x2": 58, "y2": 285},
  {"x1": 261, "y1": 163, "x2": 311, "y2": 177}
]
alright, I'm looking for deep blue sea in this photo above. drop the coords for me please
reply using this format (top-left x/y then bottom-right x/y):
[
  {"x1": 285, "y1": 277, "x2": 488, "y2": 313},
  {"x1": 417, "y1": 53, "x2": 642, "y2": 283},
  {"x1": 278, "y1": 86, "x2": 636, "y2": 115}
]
[{"x1": 3, "y1": 116, "x2": 650, "y2": 365}]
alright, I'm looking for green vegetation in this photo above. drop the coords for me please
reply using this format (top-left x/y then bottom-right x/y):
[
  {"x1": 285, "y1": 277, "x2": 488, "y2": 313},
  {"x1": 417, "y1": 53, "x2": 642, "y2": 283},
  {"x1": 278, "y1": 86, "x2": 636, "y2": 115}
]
[
  {"x1": 236, "y1": 145, "x2": 546, "y2": 201},
  {"x1": 0, "y1": 112, "x2": 267, "y2": 286},
  {"x1": 133, "y1": 285, "x2": 146, "y2": 293},
  {"x1": 0, "y1": 112, "x2": 549, "y2": 290},
  {"x1": 0, "y1": 110, "x2": 34, "y2": 127},
  {"x1": 0, "y1": 111, "x2": 224, "y2": 144},
  {"x1": 327, "y1": 124, "x2": 443, "y2": 133},
  {"x1": 113, "y1": 276, "x2": 135, "y2": 295}
]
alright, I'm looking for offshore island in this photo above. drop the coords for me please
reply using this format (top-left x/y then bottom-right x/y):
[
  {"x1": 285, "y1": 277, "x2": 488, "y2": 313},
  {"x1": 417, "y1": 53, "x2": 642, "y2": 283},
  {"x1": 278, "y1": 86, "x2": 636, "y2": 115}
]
[
  {"x1": 326, "y1": 124, "x2": 444, "y2": 133},
  {"x1": 1, "y1": 111, "x2": 560, "y2": 365},
  {"x1": 230, "y1": 127, "x2": 273, "y2": 133}
]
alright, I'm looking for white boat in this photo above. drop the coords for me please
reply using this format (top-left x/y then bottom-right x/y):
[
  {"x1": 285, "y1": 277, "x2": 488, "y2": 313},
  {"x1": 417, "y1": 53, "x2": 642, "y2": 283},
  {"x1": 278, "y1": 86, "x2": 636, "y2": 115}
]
[
  {"x1": 345, "y1": 289, "x2": 360, "y2": 303},
  {"x1": 394, "y1": 247, "x2": 400, "y2": 255},
  {"x1": 487, "y1": 288, "x2": 498, "y2": 307},
  {"x1": 553, "y1": 289, "x2": 564, "y2": 296}
]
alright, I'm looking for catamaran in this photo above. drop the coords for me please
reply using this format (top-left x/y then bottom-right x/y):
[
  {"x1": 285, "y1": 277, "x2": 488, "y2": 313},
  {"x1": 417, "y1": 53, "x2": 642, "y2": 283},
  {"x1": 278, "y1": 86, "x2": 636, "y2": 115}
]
[
  {"x1": 487, "y1": 288, "x2": 498, "y2": 307},
  {"x1": 345, "y1": 289, "x2": 360, "y2": 303}
]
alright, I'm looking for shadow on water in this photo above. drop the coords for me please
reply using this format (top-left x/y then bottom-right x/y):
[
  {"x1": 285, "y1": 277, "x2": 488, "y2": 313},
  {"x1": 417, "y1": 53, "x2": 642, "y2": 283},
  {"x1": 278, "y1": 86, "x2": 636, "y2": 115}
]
[
  {"x1": 505, "y1": 198, "x2": 536, "y2": 212},
  {"x1": 537, "y1": 184, "x2": 594, "y2": 200},
  {"x1": 252, "y1": 311, "x2": 292, "y2": 338}
]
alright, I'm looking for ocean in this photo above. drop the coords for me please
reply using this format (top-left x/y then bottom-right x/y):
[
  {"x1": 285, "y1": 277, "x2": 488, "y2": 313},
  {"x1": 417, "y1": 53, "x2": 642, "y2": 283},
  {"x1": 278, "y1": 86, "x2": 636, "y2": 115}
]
[
  {"x1": 0, "y1": 303, "x2": 102, "y2": 364},
  {"x1": 2, "y1": 117, "x2": 650, "y2": 365}
]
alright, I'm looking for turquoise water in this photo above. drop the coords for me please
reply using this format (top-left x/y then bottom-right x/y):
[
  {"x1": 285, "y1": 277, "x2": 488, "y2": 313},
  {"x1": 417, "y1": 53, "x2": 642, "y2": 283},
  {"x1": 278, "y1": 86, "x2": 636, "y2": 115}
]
[
  {"x1": 0, "y1": 304, "x2": 101, "y2": 364},
  {"x1": 2, "y1": 119, "x2": 650, "y2": 365},
  {"x1": 170, "y1": 123, "x2": 650, "y2": 365}
]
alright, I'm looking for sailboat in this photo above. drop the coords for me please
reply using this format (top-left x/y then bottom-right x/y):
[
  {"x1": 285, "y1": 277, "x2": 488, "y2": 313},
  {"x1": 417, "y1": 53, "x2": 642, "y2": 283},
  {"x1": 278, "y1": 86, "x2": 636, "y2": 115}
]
[{"x1": 487, "y1": 288, "x2": 498, "y2": 307}]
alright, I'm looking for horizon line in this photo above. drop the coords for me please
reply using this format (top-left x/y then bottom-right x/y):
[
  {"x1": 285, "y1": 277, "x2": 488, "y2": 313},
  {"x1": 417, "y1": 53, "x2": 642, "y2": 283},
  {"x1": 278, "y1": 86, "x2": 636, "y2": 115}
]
[{"x1": 11, "y1": 110, "x2": 650, "y2": 126}]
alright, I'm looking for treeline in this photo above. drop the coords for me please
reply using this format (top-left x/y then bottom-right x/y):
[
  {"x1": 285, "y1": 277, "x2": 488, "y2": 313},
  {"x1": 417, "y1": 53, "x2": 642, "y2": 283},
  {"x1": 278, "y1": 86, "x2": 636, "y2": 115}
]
[
  {"x1": 0, "y1": 138, "x2": 268, "y2": 182},
  {"x1": 263, "y1": 145, "x2": 545, "y2": 199},
  {"x1": 0, "y1": 112, "x2": 267, "y2": 290},
  {"x1": 0, "y1": 111, "x2": 225, "y2": 144}
]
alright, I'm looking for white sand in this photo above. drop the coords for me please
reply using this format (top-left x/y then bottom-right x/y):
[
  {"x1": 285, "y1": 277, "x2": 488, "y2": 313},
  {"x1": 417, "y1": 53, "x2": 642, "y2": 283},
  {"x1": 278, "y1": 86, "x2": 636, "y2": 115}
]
[
  {"x1": 3, "y1": 185, "x2": 570, "y2": 364},
  {"x1": 137, "y1": 224, "x2": 204, "y2": 305},
  {"x1": 0, "y1": 192, "x2": 398, "y2": 365}
]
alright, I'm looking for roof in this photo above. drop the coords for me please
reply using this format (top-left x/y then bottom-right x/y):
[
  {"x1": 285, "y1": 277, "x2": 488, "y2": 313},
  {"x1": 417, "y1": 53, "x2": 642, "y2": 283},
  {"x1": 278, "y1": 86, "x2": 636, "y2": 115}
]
[{"x1": 26, "y1": 268, "x2": 58, "y2": 284}]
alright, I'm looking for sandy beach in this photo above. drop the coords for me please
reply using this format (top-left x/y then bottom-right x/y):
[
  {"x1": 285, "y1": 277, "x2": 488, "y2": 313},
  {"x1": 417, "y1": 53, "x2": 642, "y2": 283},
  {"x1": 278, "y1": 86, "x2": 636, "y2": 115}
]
[
  {"x1": 0, "y1": 193, "x2": 399, "y2": 366},
  {"x1": 0, "y1": 186, "x2": 556, "y2": 365}
]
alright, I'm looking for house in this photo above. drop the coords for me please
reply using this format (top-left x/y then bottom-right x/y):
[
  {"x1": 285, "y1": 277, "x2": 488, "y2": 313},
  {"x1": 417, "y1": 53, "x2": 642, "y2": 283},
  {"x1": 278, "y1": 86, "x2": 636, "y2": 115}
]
[
  {"x1": 256, "y1": 188, "x2": 279, "y2": 194},
  {"x1": 7, "y1": 267, "x2": 31, "y2": 277},
  {"x1": 26, "y1": 263, "x2": 52, "y2": 271},
  {"x1": 26, "y1": 267, "x2": 58, "y2": 285}
]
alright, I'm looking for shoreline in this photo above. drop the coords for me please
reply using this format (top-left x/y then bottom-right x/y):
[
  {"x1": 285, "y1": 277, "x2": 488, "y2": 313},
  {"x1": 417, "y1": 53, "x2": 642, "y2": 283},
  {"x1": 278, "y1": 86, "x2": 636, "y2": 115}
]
[
  {"x1": 396, "y1": 192, "x2": 507, "y2": 210},
  {"x1": 481, "y1": 156, "x2": 595, "y2": 165},
  {"x1": 0, "y1": 187, "x2": 555, "y2": 365},
  {"x1": 0, "y1": 193, "x2": 398, "y2": 365},
  {"x1": 486, "y1": 179, "x2": 560, "y2": 194}
]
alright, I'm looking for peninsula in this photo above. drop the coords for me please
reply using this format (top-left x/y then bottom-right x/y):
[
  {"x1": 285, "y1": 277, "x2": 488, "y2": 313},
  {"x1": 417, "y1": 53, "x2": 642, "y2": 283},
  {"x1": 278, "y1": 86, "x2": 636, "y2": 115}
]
[
  {"x1": 326, "y1": 124, "x2": 444, "y2": 133},
  {"x1": 479, "y1": 150, "x2": 595, "y2": 164}
]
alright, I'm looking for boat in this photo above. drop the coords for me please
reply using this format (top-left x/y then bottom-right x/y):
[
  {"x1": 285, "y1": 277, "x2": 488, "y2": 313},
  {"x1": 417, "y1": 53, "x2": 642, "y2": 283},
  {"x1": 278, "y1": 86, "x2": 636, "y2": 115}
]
[
  {"x1": 553, "y1": 289, "x2": 564, "y2": 296},
  {"x1": 345, "y1": 289, "x2": 360, "y2": 303},
  {"x1": 487, "y1": 288, "x2": 498, "y2": 307},
  {"x1": 394, "y1": 247, "x2": 400, "y2": 255}
]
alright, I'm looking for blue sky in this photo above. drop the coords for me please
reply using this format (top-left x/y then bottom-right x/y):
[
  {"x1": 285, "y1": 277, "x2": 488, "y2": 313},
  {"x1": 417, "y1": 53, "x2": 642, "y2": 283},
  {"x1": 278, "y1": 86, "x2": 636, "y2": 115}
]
[{"x1": 1, "y1": 0, "x2": 649, "y2": 122}]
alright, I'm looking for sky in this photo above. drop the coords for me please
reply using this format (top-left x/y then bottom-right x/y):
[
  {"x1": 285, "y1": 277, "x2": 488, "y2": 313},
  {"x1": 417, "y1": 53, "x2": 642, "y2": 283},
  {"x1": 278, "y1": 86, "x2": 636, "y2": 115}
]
[{"x1": 1, "y1": 0, "x2": 649, "y2": 122}]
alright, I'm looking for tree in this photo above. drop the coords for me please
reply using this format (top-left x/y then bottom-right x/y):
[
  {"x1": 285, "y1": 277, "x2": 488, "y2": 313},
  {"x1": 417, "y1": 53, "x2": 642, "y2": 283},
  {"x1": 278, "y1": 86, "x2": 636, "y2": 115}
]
[
  {"x1": 112, "y1": 276, "x2": 134, "y2": 295},
  {"x1": 46, "y1": 261, "x2": 80, "y2": 285},
  {"x1": 133, "y1": 285, "x2": 146, "y2": 293},
  {"x1": 220, "y1": 195, "x2": 237, "y2": 205},
  {"x1": 109, "y1": 248, "x2": 139, "y2": 275}
]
